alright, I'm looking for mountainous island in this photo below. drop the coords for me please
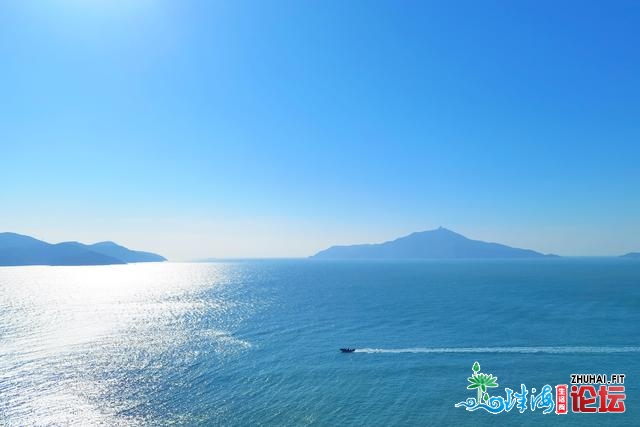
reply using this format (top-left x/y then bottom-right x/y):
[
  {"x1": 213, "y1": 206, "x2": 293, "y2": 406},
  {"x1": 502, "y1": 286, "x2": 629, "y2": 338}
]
[
  {"x1": 620, "y1": 252, "x2": 640, "y2": 259},
  {"x1": 0, "y1": 232, "x2": 166, "y2": 266},
  {"x1": 311, "y1": 227, "x2": 558, "y2": 259}
]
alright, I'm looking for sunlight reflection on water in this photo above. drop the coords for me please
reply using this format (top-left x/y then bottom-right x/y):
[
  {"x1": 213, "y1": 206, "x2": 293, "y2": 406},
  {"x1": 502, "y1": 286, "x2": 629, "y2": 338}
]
[{"x1": 0, "y1": 263, "x2": 253, "y2": 426}]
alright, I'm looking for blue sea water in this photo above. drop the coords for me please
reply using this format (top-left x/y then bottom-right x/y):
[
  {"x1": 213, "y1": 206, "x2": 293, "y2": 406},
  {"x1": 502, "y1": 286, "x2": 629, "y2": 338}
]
[{"x1": 0, "y1": 259, "x2": 638, "y2": 426}]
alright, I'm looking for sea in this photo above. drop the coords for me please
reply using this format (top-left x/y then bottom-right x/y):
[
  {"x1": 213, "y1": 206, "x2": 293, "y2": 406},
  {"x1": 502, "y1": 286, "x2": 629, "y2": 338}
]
[{"x1": 0, "y1": 259, "x2": 638, "y2": 426}]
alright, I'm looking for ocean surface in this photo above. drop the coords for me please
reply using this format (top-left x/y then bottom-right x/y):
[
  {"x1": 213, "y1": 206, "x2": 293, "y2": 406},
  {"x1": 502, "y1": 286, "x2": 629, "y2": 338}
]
[{"x1": 0, "y1": 259, "x2": 638, "y2": 426}]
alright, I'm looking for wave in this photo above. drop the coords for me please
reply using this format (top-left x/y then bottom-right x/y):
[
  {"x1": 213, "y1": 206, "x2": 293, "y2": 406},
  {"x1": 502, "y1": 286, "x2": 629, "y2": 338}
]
[
  {"x1": 354, "y1": 346, "x2": 640, "y2": 354},
  {"x1": 201, "y1": 329, "x2": 252, "y2": 348}
]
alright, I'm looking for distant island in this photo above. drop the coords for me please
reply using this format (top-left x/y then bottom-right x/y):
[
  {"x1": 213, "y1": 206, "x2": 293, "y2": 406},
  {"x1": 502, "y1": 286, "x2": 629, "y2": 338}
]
[
  {"x1": 620, "y1": 252, "x2": 640, "y2": 259},
  {"x1": 0, "y1": 232, "x2": 166, "y2": 266},
  {"x1": 311, "y1": 227, "x2": 559, "y2": 259}
]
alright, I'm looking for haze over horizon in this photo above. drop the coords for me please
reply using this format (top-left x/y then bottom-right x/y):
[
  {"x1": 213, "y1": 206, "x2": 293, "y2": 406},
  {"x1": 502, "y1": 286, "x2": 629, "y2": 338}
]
[{"x1": 3, "y1": 1, "x2": 639, "y2": 260}]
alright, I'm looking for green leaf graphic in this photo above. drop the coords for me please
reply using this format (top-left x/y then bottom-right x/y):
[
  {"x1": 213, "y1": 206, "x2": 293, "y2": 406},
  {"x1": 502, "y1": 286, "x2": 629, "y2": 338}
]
[{"x1": 466, "y1": 368, "x2": 498, "y2": 404}]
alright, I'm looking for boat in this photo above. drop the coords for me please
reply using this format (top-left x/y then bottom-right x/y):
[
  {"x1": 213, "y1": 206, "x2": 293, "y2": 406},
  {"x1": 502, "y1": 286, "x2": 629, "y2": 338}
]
[{"x1": 340, "y1": 348, "x2": 356, "y2": 353}]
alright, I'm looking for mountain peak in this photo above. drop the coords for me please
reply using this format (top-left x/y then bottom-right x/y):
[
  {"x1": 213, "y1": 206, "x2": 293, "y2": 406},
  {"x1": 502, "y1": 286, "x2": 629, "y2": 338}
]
[
  {"x1": 92, "y1": 241, "x2": 121, "y2": 247},
  {"x1": 429, "y1": 227, "x2": 462, "y2": 235}
]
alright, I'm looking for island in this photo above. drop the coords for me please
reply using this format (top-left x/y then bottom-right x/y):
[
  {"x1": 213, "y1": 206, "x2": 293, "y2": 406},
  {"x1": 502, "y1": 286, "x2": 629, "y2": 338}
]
[
  {"x1": 0, "y1": 232, "x2": 166, "y2": 266},
  {"x1": 310, "y1": 227, "x2": 558, "y2": 259},
  {"x1": 620, "y1": 252, "x2": 640, "y2": 259}
]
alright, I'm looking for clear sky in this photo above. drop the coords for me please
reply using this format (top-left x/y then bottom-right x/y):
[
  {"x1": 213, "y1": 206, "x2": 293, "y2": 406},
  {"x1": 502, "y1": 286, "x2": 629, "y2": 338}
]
[{"x1": 2, "y1": 0, "x2": 639, "y2": 259}]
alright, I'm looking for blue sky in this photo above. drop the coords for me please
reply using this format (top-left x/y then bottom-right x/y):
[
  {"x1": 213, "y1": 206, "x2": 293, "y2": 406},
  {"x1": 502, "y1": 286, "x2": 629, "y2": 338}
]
[{"x1": 2, "y1": 0, "x2": 639, "y2": 259}]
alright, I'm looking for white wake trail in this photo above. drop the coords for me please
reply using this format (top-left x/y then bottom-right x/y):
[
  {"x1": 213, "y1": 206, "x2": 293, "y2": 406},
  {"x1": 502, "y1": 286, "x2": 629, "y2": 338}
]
[{"x1": 354, "y1": 346, "x2": 640, "y2": 354}]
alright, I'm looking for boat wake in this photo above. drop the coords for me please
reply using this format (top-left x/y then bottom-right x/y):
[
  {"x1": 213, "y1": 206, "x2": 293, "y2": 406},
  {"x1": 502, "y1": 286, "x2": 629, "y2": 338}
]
[{"x1": 354, "y1": 346, "x2": 640, "y2": 354}]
